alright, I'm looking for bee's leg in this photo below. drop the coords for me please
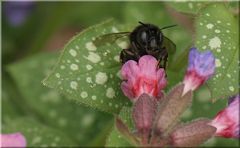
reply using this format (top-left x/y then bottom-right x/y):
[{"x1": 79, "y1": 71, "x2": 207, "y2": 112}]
[
  {"x1": 120, "y1": 48, "x2": 139, "y2": 64},
  {"x1": 163, "y1": 50, "x2": 168, "y2": 69},
  {"x1": 157, "y1": 48, "x2": 168, "y2": 69},
  {"x1": 131, "y1": 42, "x2": 142, "y2": 58}
]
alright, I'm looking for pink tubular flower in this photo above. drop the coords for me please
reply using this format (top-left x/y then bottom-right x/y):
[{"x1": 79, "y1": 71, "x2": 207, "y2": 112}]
[
  {"x1": 209, "y1": 95, "x2": 239, "y2": 138},
  {"x1": 0, "y1": 132, "x2": 26, "y2": 147},
  {"x1": 121, "y1": 55, "x2": 167, "y2": 102},
  {"x1": 183, "y1": 47, "x2": 215, "y2": 95}
]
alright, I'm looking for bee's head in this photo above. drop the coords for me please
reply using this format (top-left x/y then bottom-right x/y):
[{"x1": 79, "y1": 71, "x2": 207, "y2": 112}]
[
  {"x1": 130, "y1": 22, "x2": 177, "y2": 54},
  {"x1": 130, "y1": 22, "x2": 163, "y2": 54}
]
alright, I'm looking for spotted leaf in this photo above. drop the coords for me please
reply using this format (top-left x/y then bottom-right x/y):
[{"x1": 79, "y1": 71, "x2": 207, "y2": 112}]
[
  {"x1": 195, "y1": 3, "x2": 239, "y2": 100},
  {"x1": 43, "y1": 19, "x2": 131, "y2": 114},
  {"x1": 8, "y1": 52, "x2": 113, "y2": 146},
  {"x1": 2, "y1": 118, "x2": 76, "y2": 147}
]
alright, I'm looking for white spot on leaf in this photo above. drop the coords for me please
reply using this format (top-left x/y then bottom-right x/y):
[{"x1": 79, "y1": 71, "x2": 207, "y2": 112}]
[
  {"x1": 91, "y1": 95, "x2": 97, "y2": 100},
  {"x1": 229, "y1": 86, "x2": 234, "y2": 92},
  {"x1": 95, "y1": 72, "x2": 108, "y2": 85},
  {"x1": 84, "y1": 52, "x2": 101, "y2": 63},
  {"x1": 85, "y1": 42, "x2": 97, "y2": 51},
  {"x1": 215, "y1": 29, "x2": 220, "y2": 33},
  {"x1": 215, "y1": 59, "x2": 221, "y2": 67},
  {"x1": 114, "y1": 55, "x2": 120, "y2": 62},
  {"x1": 86, "y1": 64, "x2": 93, "y2": 70},
  {"x1": 86, "y1": 77, "x2": 92, "y2": 83},
  {"x1": 60, "y1": 65, "x2": 65, "y2": 69},
  {"x1": 70, "y1": 81, "x2": 78, "y2": 90},
  {"x1": 106, "y1": 87, "x2": 115, "y2": 98},
  {"x1": 188, "y1": 3, "x2": 193, "y2": 9},
  {"x1": 70, "y1": 64, "x2": 79, "y2": 71},
  {"x1": 81, "y1": 91, "x2": 88, "y2": 98},
  {"x1": 206, "y1": 23, "x2": 214, "y2": 29},
  {"x1": 209, "y1": 37, "x2": 221, "y2": 49},
  {"x1": 112, "y1": 27, "x2": 119, "y2": 33},
  {"x1": 55, "y1": 73, "x2": 60, "y2": 78},
  {"x1": 69, "y1": 49, "x2": 77, "y2": 57}
]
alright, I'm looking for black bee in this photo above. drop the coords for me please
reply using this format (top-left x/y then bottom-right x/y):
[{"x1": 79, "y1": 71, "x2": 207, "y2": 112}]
[{"x1": 94, "y1": 22, "x2": 176, "y2": 69}]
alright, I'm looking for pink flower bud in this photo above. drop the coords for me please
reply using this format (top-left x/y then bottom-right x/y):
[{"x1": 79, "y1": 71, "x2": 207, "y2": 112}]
[
  {"x1": 132, "y1": 93, "x2": 157, "y2": 144},
  {"x1": 209, "y1": 95, "x2": 239, "y2": 138},
  {"x1": 0, "y1": 132, "x2": 26, "y2": 147},
  {"x1": 183, "y1": 47, "x2": 215, "y2": 95},
  {"x1": 121, "y1": 55, "x2": 167, "y2": 101}
]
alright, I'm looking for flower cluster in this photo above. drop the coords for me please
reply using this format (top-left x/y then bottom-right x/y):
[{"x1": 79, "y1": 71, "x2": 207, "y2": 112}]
[
  {"x1": 119, "y1": 47, "x2": 239, "y2": 147},
  {"x1": 121, "y1": 47, "x2": 215, "y2": 101}
]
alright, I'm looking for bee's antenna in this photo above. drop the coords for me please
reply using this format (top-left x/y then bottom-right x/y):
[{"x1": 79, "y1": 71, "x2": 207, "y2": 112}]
[
  {"x1": 139, "y1": 21, "x2": 148, "y2": 27},
  {"x1": 160, "y1": 24, "x2": 177, "y2": 30}
]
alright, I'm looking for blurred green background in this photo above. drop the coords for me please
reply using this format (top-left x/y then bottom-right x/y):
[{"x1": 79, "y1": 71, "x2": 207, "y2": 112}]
[{"x1": 1, "y1": 1, "x2": 239, "y2": 147}]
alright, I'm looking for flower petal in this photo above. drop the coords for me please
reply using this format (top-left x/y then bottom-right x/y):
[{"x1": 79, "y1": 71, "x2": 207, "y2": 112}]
[
  {"x1": 121, "y1": 60, "x2": 139, "y2": 82},
  {"x1": 1, "y1": 132, "x2": 26, "y2": 147},
  {"x1": 209, "y1": 94, "x2": 239, "y2": 138},
  {"x1": 120, "y1": 55, "x2": 167, "y2": 101},
  {"x1": 138, "y1": 55, "x2": 158, "y2": 79},
  {"x1": 121, "y1": 82, "x2": 135, "y2": 100}
]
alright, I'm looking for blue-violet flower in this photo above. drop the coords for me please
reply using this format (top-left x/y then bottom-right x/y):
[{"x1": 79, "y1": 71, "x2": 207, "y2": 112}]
[{"x1": 183, "y1": 47, "x2": 215, "y2": 95}]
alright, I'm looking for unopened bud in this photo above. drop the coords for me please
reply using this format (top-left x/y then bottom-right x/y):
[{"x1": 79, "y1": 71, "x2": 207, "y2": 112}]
[
  {"x1": 170, "y1": 119, "x2": 216, "y2": 147},
  {"x1": 153, "y1": 83, "x2": 192, "y2": 136},
  {"x1": 132, "y1": 93, "x2": 157, "y2": 144}
]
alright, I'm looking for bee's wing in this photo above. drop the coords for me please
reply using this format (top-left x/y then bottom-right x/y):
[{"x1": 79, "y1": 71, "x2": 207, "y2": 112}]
[
  {"x1": 162, "y1": 36, "x2": 176, "y2": 55},
  {"x1": 93, "y1": 32, "x2": 130, "y2": 46}
]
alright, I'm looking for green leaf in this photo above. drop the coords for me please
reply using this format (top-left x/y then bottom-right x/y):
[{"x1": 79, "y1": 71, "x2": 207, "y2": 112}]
[
  {"x1": 195, "y1": 3, "x2": 239, "y2": 100},
  {"x1": 2, "y1": 78, "x2": 22, "y2": 123},
  {"x1": 2, "y1": 117, "x2": 76, "y2": 147},
  {"x1": 168, "y1": 2, "x2": 208, "y2": 14},
  {"x1": 106, "y1": 107, "x2": 135, "y2": 147},
  {"x1": 43, "y1": 19, "x2": 131, "y2": 114},
  {"x1": 8, "y1": 52, "x2": 113, "y2": 146}
]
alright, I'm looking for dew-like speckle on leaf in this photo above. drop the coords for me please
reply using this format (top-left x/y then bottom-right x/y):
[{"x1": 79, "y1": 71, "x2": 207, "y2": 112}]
[
  {"x1": 43, "y1": 19, "x2": 130, "y2": 113},
  {"x1": 195, "y1": 3, "x2": 238, "y2": 100}
]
